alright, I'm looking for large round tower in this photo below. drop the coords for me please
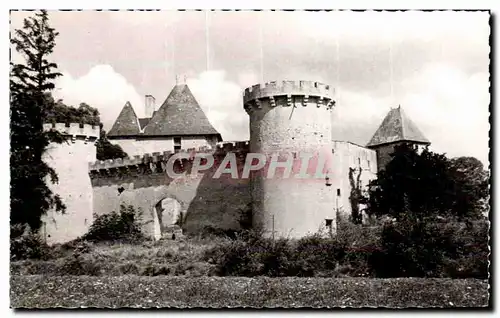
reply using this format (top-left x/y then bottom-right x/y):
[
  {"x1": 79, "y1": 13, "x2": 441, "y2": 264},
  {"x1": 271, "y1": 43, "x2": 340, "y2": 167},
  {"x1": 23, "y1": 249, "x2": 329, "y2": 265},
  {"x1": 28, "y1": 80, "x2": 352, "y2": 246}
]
[
  {"x1": 41, "y1": 123, "x2": 99, "y2": 245},
  {"x1": 244, "y1": 80, "x2": 337, "y2": 238}
]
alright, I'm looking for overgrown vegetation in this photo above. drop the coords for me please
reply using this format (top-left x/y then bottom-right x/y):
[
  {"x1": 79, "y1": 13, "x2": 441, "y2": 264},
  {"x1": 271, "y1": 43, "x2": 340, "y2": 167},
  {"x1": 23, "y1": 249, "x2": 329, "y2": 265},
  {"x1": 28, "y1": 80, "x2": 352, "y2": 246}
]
[
  {"x1": 372, "y1": 214, "x2": 489, "y2": 279},
  {"x1": 45, "y1": 100, "x2": 100, "y2": 126},
  {"x1": 201, "y1": 215, "x2": 488, "y2": 279},
  {"x1": 348, "y1": 167, "x2": 365, "y2": 224},
  {"x1": 95, "y1": 128, "x2": 128, "y2": 161},
  {"x1": 82, "y1": 205, "x2": 145, "y2": 243},
  {"x1": 10, "y1": 224, "x2": 50, "y2": 262},
  {"x1": 367, "y1": 143, "x2": 489, "y2": 220}
]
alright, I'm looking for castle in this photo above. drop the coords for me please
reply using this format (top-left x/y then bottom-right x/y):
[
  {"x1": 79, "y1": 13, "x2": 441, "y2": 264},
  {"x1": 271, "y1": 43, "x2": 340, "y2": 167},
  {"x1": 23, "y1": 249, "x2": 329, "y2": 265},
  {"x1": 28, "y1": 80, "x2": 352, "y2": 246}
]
[{"x1": 41, "y1": 80, "x2": 430, "y2": 245}]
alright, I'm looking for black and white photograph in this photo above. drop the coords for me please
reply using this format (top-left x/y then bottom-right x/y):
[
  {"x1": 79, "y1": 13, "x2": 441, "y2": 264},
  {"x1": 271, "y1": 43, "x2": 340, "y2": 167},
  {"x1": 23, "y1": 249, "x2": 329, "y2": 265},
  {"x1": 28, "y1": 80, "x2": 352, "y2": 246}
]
[{"x1": 8, "y1": 7, "x2": 491, "y2": 309}]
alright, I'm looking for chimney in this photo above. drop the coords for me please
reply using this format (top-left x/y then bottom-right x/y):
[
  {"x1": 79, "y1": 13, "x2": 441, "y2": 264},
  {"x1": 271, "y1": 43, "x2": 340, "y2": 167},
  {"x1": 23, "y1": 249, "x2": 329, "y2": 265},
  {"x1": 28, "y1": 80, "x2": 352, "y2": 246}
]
[{"x1": 145, "y1": 95, "x2": 156, "y2": 118}]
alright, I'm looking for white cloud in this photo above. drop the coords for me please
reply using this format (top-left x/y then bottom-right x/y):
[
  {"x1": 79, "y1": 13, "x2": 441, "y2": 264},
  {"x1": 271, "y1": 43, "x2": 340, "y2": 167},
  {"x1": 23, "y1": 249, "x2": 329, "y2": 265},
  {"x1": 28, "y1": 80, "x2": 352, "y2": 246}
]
[
  {"x1": 187, "y1": 70, "x2": 249, "y2": 141},
  {"x1": 399, "y1": 63, "x2": 490, "y2": 166},
  {"x1": 330, "y1": 62, "x2": 490, "y2": 168},
  {"x1": 53, "y1": 65, "x2": 144, "y2": 130}
]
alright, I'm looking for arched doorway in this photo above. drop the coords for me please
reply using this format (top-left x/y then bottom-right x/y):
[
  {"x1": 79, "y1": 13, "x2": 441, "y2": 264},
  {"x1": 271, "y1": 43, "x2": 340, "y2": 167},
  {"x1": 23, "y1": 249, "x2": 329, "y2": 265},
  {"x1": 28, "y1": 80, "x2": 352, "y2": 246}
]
[{"x1": 154, "y1": 197, "x2": 182, "y2": 236}]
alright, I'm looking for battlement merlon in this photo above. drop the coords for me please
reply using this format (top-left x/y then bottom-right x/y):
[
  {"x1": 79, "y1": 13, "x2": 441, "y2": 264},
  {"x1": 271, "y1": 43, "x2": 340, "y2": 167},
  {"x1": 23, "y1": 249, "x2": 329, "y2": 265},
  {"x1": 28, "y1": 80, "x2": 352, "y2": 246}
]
[
  {"x1": 43, "y1": 123, "x2": 100, "y2": 140},
  {"x1": 243, "y1": 80, "x2": 334, "y2": 105},
  {"x1": 88, "y1": 141, "x2": 250, "y2": 172}
]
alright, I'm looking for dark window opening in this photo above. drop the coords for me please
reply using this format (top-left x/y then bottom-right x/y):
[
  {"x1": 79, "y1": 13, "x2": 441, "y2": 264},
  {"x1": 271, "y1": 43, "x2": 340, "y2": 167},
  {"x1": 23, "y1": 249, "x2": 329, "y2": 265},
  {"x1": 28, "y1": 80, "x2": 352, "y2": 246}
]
[
  {"x1": 325, "y1": 219, "x2": 333, "y2": 227},
  {"x1": 337, "y1": 189, "x2": 341, "y2": 196},
  {"x1": 174, "y1": 137, "x2": 182, "y2": 152}
]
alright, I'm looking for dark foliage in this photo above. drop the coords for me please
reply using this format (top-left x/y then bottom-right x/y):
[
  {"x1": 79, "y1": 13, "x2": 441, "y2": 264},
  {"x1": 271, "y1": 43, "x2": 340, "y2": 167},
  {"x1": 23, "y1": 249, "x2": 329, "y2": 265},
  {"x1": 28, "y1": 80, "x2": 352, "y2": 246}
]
[
  {"x1": 204, "y1": 230, "x2": 374, "y2": 278},
  {"x1": 205, "y1": 216, "x2": 488, "y2": 279},
  {"x1": 95, "y1": 128, "x2": 128, "y2": 161},
  {"x1": 367, "y1": 143, "x2": 489, "y2": 219},
  {"x1": 82, "y1": 205, "x2": 145, "y2": 242},
  {"x1": 10, "y1": 10, "x2": 65, "y2": 230},
  {"x1": 45, "y1": 100, "x2": 101, "y2": 126},
  {"x1": 348, "y1": 167, "x2": 364, "y2": 224},
  {"x1": 10, "y1": 225, "x2": 49, "y2": 261},
  {"x1": 371, "y1": 215, "x2": 489, "y2": 279}
]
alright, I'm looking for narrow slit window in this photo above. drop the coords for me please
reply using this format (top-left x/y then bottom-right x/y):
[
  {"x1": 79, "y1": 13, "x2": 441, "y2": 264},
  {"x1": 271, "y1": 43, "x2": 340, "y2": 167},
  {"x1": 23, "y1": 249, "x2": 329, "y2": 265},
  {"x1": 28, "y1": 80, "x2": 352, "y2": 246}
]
[{"x1": 337, "y1": 189, "x2": 341, "y2": 196}]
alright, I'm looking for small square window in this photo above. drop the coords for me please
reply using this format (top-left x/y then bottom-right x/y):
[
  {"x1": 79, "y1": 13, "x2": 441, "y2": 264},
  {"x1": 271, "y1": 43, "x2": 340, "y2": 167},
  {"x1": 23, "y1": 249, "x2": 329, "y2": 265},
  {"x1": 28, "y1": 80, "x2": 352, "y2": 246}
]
[
  {"x1": 174, "y1": 137, "x2": 181, "y2": 145},
  {"x1": 325, "y1": 219, "x2": 333, "y2": 227}
]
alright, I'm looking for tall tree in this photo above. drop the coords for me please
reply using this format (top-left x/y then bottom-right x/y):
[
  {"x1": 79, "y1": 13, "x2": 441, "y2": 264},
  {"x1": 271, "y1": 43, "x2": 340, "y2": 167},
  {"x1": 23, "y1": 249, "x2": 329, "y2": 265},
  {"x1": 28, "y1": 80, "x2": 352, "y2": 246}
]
[
  {"x1": 448, "y1": 157, "x2": 490, "y2": 218},
  {"x1": 10, "y1": 10, "x2": 65, "y2": 230},
  {"x1": 367, "y1": 143, "x2": 488, "y2": 220}
]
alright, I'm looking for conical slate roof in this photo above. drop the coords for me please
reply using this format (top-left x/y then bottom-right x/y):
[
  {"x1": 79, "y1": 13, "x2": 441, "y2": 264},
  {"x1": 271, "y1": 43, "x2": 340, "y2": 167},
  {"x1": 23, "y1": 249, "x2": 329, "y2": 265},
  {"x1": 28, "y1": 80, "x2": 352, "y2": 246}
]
[
  {"x1": 143, "y1": 84, "x2": 221, "y2": 137},
  {"x1": 107, "y1": 101, "x2": 141, "y2": 137},
  {"x1": 367, "y1": 106, "x2": 430, "y2": 148}
]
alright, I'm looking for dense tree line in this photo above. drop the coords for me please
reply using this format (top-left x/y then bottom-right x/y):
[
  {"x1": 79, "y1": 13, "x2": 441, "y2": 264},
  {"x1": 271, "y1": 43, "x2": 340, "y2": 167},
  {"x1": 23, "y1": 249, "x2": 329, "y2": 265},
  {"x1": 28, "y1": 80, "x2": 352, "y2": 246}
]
[{"x1": 366, "y1": 143, "x2": 489, "y2": 220}]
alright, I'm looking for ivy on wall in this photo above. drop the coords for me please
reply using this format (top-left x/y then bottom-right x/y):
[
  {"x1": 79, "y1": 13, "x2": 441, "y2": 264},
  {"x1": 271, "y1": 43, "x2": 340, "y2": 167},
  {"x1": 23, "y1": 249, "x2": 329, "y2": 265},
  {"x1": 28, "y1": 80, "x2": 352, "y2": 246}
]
[{"x1": 348, "y1": 166, "x2": 364, "y2": 224}]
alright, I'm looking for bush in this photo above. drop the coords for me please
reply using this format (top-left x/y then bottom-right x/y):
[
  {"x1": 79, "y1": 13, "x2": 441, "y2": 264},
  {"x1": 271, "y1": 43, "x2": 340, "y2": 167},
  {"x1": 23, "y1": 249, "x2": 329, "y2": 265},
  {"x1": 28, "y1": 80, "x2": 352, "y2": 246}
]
[
  {"x1": 10, "y1": 225, "x2": 49, "y2": 261},
  {"x1": 371, "y1": 215, "x2": 489, "y2": 278},
  {"x1": 442, "y1": 219, "x2": 489, "y2": 279},
  {"x1": 60, "y1": 255, "x2": 102, "y2": 276},
  {"x1": 82, "y1": 205, "x2": 145, "y2": 243},
  {"x1": 205, "y1": 229, "x2": 374, "y2": 278}
]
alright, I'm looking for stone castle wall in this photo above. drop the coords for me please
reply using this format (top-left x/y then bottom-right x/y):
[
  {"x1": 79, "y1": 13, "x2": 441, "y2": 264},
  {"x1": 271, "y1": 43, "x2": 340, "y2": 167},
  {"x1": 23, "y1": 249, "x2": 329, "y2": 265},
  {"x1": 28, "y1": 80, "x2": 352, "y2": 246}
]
[
  {"x1": 89, "y1": 142, "x2": 252, "y2": 238},
  {"x1": 110, "y1": 136, "x2": 217, "y2": 157},
  {"x1": 41, "y1": 123, "x2": 99, "y2": 244},
  {"x1": 331, "y1": 141, "x2": 378, "y2": 221},
  {"x1": 40, "y1": 81, "x2": 387, "y2": 244}
]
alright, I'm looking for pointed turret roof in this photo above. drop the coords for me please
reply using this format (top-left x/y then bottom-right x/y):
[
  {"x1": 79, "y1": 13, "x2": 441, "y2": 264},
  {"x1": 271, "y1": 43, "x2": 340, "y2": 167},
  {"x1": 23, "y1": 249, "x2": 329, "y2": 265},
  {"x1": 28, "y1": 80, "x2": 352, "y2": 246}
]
[
  {"x1": 107, "y1": 101, "x2": 141, "y2": 137},
  {"x1": 143, "y1": 84, "x2": 221, "y2": 137},
  {"x1": 366, "y1": 106, "x2": 430, "y2": 148}
]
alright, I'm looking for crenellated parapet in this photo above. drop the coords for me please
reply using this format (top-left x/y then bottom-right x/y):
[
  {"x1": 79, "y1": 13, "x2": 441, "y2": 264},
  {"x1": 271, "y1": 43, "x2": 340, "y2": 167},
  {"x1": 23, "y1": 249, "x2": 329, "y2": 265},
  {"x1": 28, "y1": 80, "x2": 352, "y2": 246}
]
[
  {"x1": 88, "y1": 141, "x2": 250, "y2": 179},
  {"x1": 243, "y1": 80, "x2": 335, "y2": 113},
  {"x1": 43, "y1": 123, "x2": 100, "y2": 143}
]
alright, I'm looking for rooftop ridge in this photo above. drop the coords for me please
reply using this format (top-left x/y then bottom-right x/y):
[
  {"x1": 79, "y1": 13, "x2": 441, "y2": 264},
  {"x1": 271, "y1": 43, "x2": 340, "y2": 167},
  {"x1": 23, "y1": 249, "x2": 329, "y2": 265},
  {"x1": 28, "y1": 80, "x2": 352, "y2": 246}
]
[
  {"x1": 88, "y1": 141, "x2": 250, "y2": 172},
  {"x1": 107, "y1": 101, "x2": 141, "y2": 137},
  {"x1": 366, "y1": 106, "x2": 430, "y2": 148},
  {"x1": 142, "y1": 84, "x2": 221, "y2": 137}
]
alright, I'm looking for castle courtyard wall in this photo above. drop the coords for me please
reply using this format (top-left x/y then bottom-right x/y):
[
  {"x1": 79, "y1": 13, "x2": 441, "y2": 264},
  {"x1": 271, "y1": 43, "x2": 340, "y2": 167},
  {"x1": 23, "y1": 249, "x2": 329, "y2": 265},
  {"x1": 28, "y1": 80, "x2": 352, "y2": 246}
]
[
  {"x1": 90, "y1": 143, "x2": 251, "y2": 238},
  {"x1": 331, "y1": 141, "x2": 378, "y2": 221}
]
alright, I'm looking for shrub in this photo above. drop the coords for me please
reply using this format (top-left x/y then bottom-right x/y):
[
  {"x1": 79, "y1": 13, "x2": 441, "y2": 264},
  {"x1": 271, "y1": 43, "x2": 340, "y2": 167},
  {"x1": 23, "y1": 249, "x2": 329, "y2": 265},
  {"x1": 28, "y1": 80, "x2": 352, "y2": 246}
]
[
  {"x1": 205, "y1": 228, "x2": 375, "y2": 278},
  {"x1": 442, "y1": 219, "x2": 489, "y2": 279},
  {"x1": 82, "y1": 205, "x2": 145, "y2": 243},
  {"x1": 371, "y1": 214, "x2": 489, "y2": 278},
  {"x1": 10, "y1": 225, "x2": 49, "y2": 261},
  {"x1": 60, "y1": 255, "x2": 102, "y2": 276}
]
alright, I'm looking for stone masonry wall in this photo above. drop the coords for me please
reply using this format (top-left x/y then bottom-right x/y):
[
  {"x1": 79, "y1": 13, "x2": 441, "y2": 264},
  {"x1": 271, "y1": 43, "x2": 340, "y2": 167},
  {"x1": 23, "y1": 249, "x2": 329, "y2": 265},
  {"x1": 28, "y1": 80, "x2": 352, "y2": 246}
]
[
  {"x1": 110, "y1": 136, "x2": 214, "y2": 157},
  {"x1": 245, "y1": 80, "x2": 338, "y2": 238},
  {"x1": 90, "y1": 142, "x2": 251, "y2": 239},
  {"x1": 41, "y1": 123, "x2": 99, "y2": 245},
  {"x1": 331, "y1": 141, "x2": 378, "y2": 222}
]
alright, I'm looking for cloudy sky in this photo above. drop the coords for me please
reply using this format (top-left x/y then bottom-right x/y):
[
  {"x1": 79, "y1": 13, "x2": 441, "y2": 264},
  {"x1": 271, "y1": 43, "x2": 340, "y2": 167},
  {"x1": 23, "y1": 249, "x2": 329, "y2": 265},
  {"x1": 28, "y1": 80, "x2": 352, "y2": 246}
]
[{"x1": 10, "y1": 10, "x2": 490, "y2": 166}]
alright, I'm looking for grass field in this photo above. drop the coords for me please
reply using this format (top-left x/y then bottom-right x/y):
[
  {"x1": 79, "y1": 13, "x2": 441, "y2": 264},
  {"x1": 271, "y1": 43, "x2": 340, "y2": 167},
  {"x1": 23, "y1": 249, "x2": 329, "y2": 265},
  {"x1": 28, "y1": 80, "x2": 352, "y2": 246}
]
[{"x1": 11, "y1": 275, "x2": 489, "y2": 308}]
